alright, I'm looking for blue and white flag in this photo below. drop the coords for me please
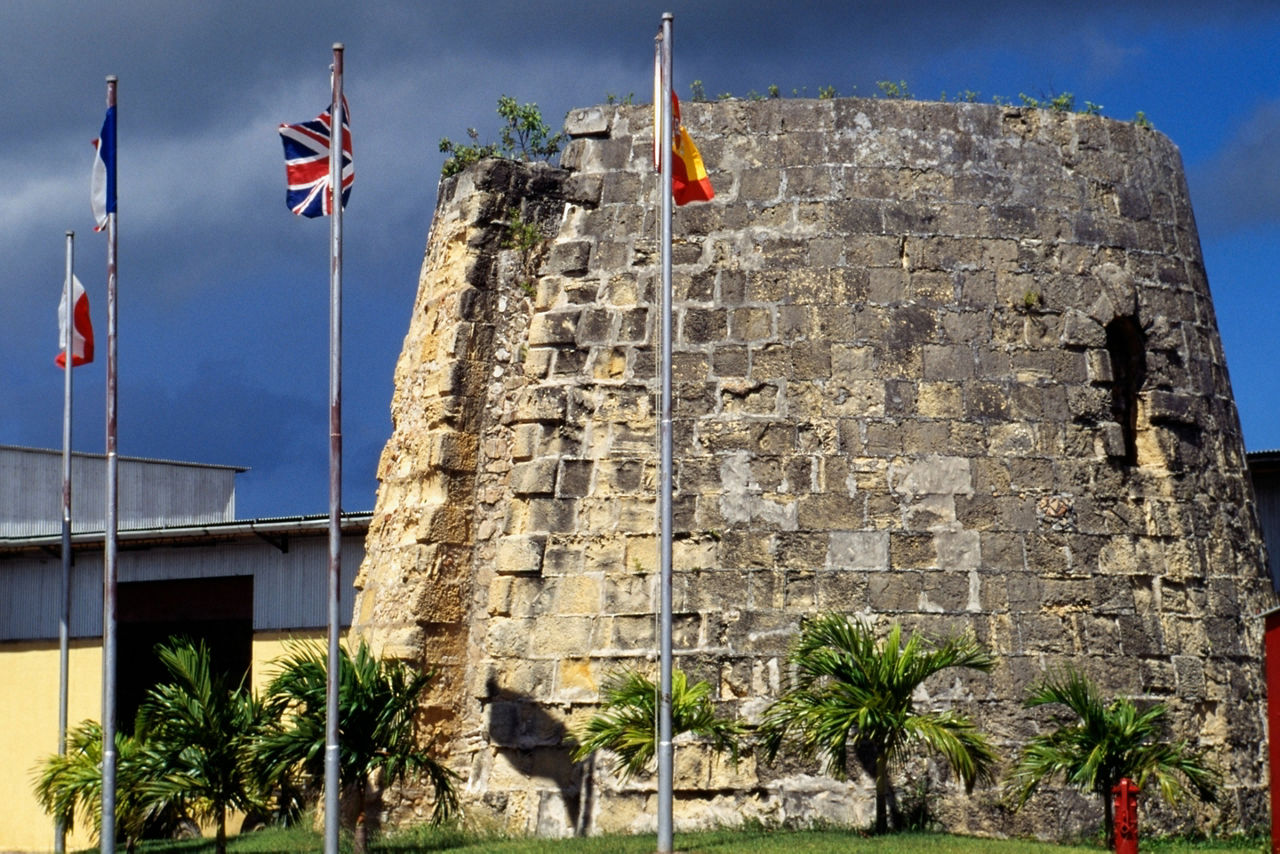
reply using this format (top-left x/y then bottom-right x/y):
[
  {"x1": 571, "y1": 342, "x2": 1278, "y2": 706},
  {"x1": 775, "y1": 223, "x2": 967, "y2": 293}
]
[
  {"x1": 91, "y1": 106, "x2": 116, "y2": 231},
  {"x1": 279, "y1": 98, "x2": 353, "y2": 218}
]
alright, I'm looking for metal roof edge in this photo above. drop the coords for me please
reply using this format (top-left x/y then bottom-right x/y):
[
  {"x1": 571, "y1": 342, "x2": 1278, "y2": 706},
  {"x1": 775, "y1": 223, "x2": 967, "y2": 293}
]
[
  {"x1": 0, "y1": 444, "x2": 249, "y2": 472},
  {"x1": 0, "y1": 511, "x2": 373, "y2": 553}
]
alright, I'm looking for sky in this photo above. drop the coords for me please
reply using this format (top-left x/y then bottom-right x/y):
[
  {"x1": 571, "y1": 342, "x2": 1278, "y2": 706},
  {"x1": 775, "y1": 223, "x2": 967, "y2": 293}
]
[{"x1": 2, "y1": 1, "x2": 1279, "y2": 519}]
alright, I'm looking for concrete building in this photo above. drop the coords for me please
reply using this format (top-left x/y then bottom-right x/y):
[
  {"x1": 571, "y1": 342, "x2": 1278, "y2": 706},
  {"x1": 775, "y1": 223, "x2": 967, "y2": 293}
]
[{"x1": 0, "y1": 445, "x2": 367, "y2": 853}]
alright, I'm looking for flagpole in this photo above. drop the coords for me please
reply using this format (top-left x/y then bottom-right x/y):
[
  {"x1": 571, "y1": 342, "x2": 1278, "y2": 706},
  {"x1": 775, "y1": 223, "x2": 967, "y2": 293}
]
[
  {"x1": 323, "y1": 42, "x2": 344, "y2": 854},
  {"x1": 656, "y1": 12, "x2": 675, "y2": 854},
  {"x1": 56, "y1": 229, "x2": 75, "y2": 854},
  {"x1": 100, "y1": 73, "x2": 119, "y2": 854}
]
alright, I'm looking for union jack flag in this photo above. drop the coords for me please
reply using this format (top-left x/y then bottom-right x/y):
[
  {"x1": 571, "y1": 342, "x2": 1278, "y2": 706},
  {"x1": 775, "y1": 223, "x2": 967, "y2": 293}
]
[{"x1": 279, "y1": 98, "x2": 353, "y2": 218}]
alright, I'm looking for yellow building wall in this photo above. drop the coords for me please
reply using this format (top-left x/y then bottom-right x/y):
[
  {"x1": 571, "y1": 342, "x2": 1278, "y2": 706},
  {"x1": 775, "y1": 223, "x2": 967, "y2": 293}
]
[
  {"x1": 0, "y1": 640, "x2": 102, "y2": 854},
  {"x1": 0, "y1": 631, "x2": 325, "y2": 853},
  {"x1": 250, "y1": 630, "x2": 325, "y2": 695}
]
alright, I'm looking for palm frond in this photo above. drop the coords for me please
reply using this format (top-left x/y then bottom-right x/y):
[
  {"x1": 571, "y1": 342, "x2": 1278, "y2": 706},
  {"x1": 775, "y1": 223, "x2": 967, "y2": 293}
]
[
  {"x1": 1004, "y1": 666, "x2": 1219, "y2": 822},
  {"x1": 569, "y1": 667, "x2": 749, "y2": 780},
  {"x1": 255, "y1": 639, "x2": 457, "y2": 824},
  {"x1": 759, "y1": 613, "x2": 996, "y2": 834}
]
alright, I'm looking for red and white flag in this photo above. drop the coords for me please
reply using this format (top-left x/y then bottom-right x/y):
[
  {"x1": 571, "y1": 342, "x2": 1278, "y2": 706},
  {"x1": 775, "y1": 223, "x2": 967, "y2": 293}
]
[{"x1": 56, "y1": 275, "x2": 94, "y2": 368}]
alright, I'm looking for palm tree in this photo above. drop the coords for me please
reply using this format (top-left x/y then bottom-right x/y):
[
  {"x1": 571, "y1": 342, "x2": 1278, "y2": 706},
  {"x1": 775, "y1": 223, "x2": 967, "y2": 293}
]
[
  {"x1": 1004, "y1": 668, "x2": 1218, "y2": 845},
  {"x1": 136, "y1": 637, "x2": 270, "y2": 854},
  {"x1": 254, "y1": 640, "x2": 457, "y2": 854},
  {"x1": 759, "y1": 613, "x2": 998, "y2": 834},
  {"x1": 569, "y1": 667, "x2": 748, "y2": 780},
  {"x1": 33, "y1": 720, "x2": 155, "y2": 853}
]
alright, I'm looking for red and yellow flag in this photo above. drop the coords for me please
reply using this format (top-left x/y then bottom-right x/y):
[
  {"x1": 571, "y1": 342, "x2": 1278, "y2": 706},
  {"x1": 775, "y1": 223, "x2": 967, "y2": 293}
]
[
  {"x1": 654, "y1": 60, "x2": 715, "y2": 206},
  {"x1": 671, "y1": 94, "x2": 714, "y2": 205}
]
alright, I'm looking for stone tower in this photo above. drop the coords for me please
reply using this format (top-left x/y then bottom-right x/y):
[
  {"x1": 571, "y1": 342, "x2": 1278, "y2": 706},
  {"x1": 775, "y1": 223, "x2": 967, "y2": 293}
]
[{"x1": 352, "y1": 98, "x2": 1275, "y2": 838}]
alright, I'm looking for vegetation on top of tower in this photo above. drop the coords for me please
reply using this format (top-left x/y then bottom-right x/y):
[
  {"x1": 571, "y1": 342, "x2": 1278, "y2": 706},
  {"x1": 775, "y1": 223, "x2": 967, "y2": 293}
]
[
  {"x1": 439, "y1": 95, "x2": 564, "y2": 178},
  {"x1": 679, "y1": 77, "x2": 1153, "y2": 126}
]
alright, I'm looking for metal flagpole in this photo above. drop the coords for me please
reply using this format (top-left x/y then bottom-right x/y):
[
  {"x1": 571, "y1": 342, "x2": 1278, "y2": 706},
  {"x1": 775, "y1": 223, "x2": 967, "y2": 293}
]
[
  {"x1": 56, "y1": 229, "x2": 75, "y2": 854},
  {"x1": 656, "y1": 12, "x2": 675, "y2": 854},
  {"x1": 323, "y1": 42, "x2": 345, "y2": 854},
  {"x1": 100, "y1": 73, "x2": 119, "y2": 854}
]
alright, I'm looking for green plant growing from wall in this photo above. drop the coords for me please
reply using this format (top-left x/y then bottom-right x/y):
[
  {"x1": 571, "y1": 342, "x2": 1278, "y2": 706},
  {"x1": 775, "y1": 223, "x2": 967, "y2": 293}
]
[
  {"x1": 1017, "y1": 92, "x2": 1084, "y2": 113},
  {"x1": 502, "y1": 207, "x2": 542, "y2": 254},
  {"x1": 759, "y1": 614, "x2": 998, "y2": 835},
  {"x1": 1049, "y1": 92, "x2": 1075, "y2": 112},
  {"x1": 877, "y1": 80, "x2": 913, "y2": 99},
  {"x1": 1134, "y1": 110, "x2": 1154, "y2": 128},
  {"x1": 439, "y1": 95, "x2": 563, "y2": 178},
  {"x1": 437, "y1": 128, "x2": 499, "y2": 178},
  {"x1": 1004, "y1": 668, "x2": 1218, "y2": 848},
  {"x1": 656, "y1": 77, "x2": 1118, "y2": 119},
  {"x1": 569, "y1": 668, "x2": 748, "y2": 780},
  {"x1": 502, "y1": 206, "x2": 548, "y2": 297},
  {"x1": 496, "y1": 95, "x2": 563, "y2": 161}
]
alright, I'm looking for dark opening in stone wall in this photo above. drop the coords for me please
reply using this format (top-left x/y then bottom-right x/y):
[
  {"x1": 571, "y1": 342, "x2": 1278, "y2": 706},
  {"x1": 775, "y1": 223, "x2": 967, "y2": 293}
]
[{"x1": 1105, "y1": 316, "x2": 1147, "y2": 467}]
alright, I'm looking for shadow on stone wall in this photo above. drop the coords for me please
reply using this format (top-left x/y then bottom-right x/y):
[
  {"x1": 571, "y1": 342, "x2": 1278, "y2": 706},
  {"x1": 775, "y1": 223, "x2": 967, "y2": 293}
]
[{"x1": 485, "y1": 677, "x2": 595, "y2": 835}]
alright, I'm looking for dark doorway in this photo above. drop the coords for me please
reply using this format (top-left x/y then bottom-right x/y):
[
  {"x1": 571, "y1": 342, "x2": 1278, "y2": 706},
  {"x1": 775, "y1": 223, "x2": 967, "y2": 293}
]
[{"x1": 117, "y1": 575, "x2": 253, "y2": 731}]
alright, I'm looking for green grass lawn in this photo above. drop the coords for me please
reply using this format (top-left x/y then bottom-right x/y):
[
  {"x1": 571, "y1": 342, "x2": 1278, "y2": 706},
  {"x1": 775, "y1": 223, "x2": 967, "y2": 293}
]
[{"x1": 120, "y1": 825, "x2": 1269, "y2": 854}]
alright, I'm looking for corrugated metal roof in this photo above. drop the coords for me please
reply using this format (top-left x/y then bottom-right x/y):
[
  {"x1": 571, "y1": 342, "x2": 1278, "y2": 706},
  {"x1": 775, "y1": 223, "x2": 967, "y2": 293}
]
[
  {"x1": 0, "y1": 511, "x2": 373, "y2": 553},
  {"x1": 0, "y1": 513, "x2": 371, "y2": 639},
  {"x1": 0, "y1": 446, "x2": 242, "y2": 536}
]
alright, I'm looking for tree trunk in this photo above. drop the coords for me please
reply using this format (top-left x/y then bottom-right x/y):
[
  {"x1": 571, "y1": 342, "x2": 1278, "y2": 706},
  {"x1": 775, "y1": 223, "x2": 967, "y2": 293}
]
[
  {"x1": 354, "y1": 773, "x2": 384, "y2": 854},
  {"x1": 874, "y1": 753, "x2": 890, "y2": 834},
  {"x1": 1102, "y1": 789, "x2": 1115, "y2": 849},
  {"x1": 353, "y1": 806, "x2": 368, "y2": 854},
  {"x1": 215, "y1": 809, "x2": 227, "y2": 854}
]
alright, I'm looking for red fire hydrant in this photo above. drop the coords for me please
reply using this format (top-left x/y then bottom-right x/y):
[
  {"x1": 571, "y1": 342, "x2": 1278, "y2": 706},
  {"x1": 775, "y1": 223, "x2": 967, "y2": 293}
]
[{"x1": 1112, "y1": 777, "x2": 1140, "y2": 854}]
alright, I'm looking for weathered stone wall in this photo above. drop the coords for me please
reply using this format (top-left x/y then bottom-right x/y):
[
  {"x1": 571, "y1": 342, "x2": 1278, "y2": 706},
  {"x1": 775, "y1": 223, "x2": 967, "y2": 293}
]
[{"x1": 353, "y1": 97, "x2": 1276, "y2": 838}]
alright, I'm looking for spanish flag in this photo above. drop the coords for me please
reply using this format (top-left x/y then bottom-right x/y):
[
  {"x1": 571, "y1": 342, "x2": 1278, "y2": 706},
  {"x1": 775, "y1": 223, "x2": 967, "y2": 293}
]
[{"x1": 671, "y1": 93, "x2": 714, "y2": 205}]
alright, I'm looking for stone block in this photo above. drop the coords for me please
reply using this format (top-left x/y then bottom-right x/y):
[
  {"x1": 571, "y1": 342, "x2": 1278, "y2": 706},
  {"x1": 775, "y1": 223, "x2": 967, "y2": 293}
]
[
  {"x1": 889, "y1": 455, "x2": 973, "y2": 497},
  {"x1": 496, "y1": 535, "x2": 546, "y2": 576},
  {"x1": 553, "y1": 574, "x2": 602, "y2": 615},
  {"x1": 868, "y1": 571, "x2": 923, "y2": 612},
  {"x1": 564, "y1": 105, "x2": 612, "y2": 137},
  {"x1": 557, "y1": 459, "x2": 594, "y2": 498},
  {"x1": 527, "y1": 310, "x2": 579, "y2": 347},
  {"x1": 511, "y1": 458, "x2": 558, "y2": 495},
  {"x1": 890, "y1": 532, "x2": 936, "y2": 569}
]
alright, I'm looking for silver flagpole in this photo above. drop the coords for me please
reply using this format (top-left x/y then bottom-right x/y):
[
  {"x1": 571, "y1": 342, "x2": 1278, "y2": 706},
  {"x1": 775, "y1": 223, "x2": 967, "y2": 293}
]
[
  {"x1": 56, "y1": 229, "x2": 75, "y2": 854},
  {"x1": 323, "y1": 42, "x2": 345, "y2": 854},
  {"x1": 656, "y1": 12, "x2": 675, "y2": 854},
  {"x1": 100, "y1": 74, "x2": 119, "y2": 854}
]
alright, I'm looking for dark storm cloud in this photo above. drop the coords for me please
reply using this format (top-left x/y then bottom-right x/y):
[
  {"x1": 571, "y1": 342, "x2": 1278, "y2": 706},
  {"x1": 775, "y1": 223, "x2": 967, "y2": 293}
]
[
  {"x1": 1189, "y1": 100, "x2": 1280, "y2": 236},
  {"x1": 4, "y1": 0, "x2": 1280, "y2": 510}
]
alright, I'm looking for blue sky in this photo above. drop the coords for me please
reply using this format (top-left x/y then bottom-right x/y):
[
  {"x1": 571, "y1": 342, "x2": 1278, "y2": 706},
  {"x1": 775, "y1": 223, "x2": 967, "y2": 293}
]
[{"x1": 2, "y1": 1, "x2": 1278, "y2": 518}]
